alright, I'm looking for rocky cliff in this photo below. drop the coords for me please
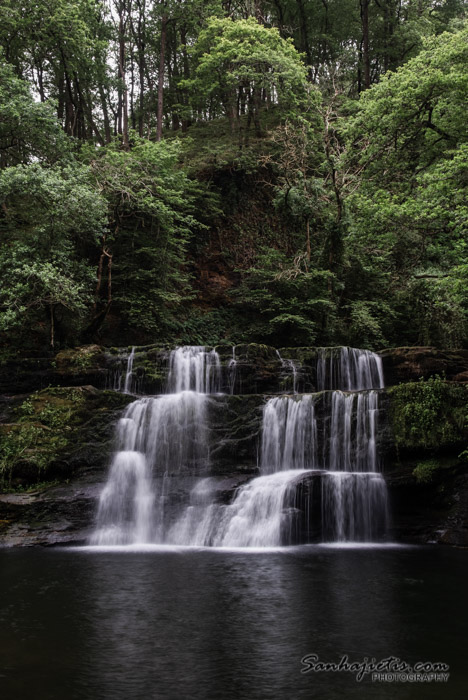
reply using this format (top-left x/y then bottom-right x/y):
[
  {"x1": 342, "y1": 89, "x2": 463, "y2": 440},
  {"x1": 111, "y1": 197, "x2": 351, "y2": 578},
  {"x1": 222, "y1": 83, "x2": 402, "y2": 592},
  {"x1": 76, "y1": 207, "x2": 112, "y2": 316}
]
[{"x1": 0, "y1": 344, "x2": 467, "y2": 546}]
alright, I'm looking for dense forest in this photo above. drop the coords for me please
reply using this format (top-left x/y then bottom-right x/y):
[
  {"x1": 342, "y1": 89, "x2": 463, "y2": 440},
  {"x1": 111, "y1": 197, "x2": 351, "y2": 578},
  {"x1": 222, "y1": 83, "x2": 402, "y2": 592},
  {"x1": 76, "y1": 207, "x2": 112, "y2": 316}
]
[{"x1": 0, "y1": 0, "x2": 466, "y2": 354}]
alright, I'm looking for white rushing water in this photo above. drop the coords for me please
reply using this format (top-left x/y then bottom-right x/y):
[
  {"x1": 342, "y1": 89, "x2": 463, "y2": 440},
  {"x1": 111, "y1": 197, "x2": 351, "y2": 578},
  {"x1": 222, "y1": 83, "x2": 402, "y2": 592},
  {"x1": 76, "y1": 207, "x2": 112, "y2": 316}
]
[
  {"x1": 316, "y1": 347, "x2": 384, "y2": 391},
  {"x1": 168, "y1": 345, "x2": 221, "y2": 393},
  {"x1": 92, "y1": 345, "x2": 390, "y2": 547},
  {"x1": 326, "y1": 390, "x2": 379, "y2": 472},
  {"x1": 261, "y1": 396, "x2": 317, "y2": 473},
  {"x1": 212, "y1": 348, "x2": 388, "y2": 546},
  {"x1": 123, "y1": 346, "x2": 136, "y2": 394},
  {"x1": 169, "y1": 471, "x2": 308, "y2": 548},
  {"x1": 321, "y1": 472, "x2": 389, "y2": 542},
  {"x1": 110, "y1": 346, "x2": 137, "y2": 393},
  {"x1": 92, "y1": 347, "x2": 220, "y2": 545},
  {"x1": 276, "y1": 350, "x2": 300, "y2": 394},
  {"x1": 228, "y1": 347, "x2": 237, "y2": 394}
]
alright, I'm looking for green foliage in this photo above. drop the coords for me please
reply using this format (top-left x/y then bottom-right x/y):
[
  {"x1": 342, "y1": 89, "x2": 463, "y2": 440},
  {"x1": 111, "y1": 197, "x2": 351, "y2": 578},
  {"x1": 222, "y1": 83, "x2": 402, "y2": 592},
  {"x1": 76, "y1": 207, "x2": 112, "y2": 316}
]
[
  {"x1": 231, "y1": 248, "x2": 335, "y2": 346},
  {"x1": 55, "y1": 345, "x2": 102, "y2": 371},
  {"x1": 184, "y1": 17, "x2": 315, "y2": 132},
  {"x1": 345, "y1": 26, "x2": 468, "y2": 348},
  {"x1": 0, "y1": 389, "x2": 86, "y2": 483},
  {"x1": 0, "y1": 59, "x2": 70, "y2": 167},
  {"x1": 412, "y1": 459, "x2": 441, "y2": 484},
  {"x1": 89, "y1": 137, "x2": 213, "y2": 337},
  {"x1": 346, "y1": 301, "x2": 387, "y2": 349},
  {"x1": 389, "y1": 376, "x2": 467, "y2": 451},
  {"x1": 0, "y1": 4, "x2": 466, "y2": 351},
  {"x1": 348, "y1": 29, "x2": 467, "y2": 184},
  {"x1": 175, "y1": 308, "x2": 234, "y2": 346},
  {"x1": 404, "y1": 275, "x2": 466, "y2": 348},
  {"x1": 0, "y1": 161, "x2": 106, "y2": 346},
  {"x1": 0, "y1": 424, "x2": 43, "y2": 481}
]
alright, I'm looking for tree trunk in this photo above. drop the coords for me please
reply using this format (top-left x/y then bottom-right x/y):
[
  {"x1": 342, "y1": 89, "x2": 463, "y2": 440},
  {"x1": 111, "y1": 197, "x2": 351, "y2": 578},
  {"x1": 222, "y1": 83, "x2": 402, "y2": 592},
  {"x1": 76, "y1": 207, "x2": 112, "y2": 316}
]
[
  {"x1": 255, "y1": 0, "x2": 263, "y2": 22},
  {"x1": 360, "y1": 0, "x2": 371, "y2": 90},
  {"x1": 297, "y1": 0, "x2": 314, "y2": 73},
  {"x1": 50, "y1": 304, "x2": 55, "y2": 349},
  {"x1": 118, "y1": 12, "x2": 129, "y2": 149},
  {"x1": 180, "y1": 25, "x2": 191, "y2": 132},
  {"x1": 130, "y1": 51, "x2": 136, "y2": 130},
  {"x1": 99, "y1": 84, "x2": 112, "y2": 143},
  {"x1": 253, "y1": 86, "x2": 262, "y2": 137},
  {"x1": 157, "y1": 13, "x2": 168, "y2": 142}
]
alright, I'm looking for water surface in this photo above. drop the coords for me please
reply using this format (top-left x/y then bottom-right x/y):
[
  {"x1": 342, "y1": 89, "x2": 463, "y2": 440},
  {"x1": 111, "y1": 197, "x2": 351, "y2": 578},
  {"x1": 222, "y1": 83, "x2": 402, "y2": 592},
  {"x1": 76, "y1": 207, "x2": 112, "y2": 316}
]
[{"x1": 0, "y1": 545, "x2": 465, "y2": 699}]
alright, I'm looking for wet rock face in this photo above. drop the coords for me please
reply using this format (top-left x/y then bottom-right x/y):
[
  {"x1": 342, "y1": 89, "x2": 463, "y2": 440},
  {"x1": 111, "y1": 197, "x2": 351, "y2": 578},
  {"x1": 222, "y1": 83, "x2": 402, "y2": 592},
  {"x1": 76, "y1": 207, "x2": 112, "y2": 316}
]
[
  {"x1": 380, "y1": 347, "x2": 468, "y2": 386},
  {"x1": 208, "y1": 394, "x2": 264, "y2": 473},
  {"x1": 384, "y1": 465, "x2": 468, "y2": 546},
  {"x1": 0, "y1": 343, "x2": 467, "y2": 547},
  {"x1": 0, "y1": 387, "x2": 134, "y2": 545},
  {"x1": 0, "y1": 483, "x2": 99, "y2": 547},
  {"x1": 0, "y1": 351, "x2": 110, "y2": 394},
  {"x1": 2, "y1": 344, "x2": 467, "y2": 397}
]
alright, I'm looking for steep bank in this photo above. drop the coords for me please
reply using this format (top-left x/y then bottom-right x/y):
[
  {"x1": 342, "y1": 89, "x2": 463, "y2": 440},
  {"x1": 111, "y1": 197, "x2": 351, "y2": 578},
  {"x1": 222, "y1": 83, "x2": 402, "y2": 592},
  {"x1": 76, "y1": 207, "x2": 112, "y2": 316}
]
[{"x1": 0, "y1": 345, "x2": 466, "y2": 546}]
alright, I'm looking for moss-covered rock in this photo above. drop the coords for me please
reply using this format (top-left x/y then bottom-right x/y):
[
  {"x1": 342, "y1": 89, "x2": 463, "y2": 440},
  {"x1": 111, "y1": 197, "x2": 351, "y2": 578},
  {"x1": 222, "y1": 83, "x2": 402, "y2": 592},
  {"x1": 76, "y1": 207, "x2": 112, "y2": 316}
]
[
  {"x1": 384, "y1": 454, "x2": 468, "y2": 545},
  {"x1": 208, "y1": 394, "x2": 265, "y2": 473},
  {"x1": 387, "y1": 376, "x2": 467, "y2": 454},
  {"x1": 0, "y1": 386, "x2": 133, "y2": 489},
  {"x1": 55, "y1": 345, "x2": 104, "y2": 371},
  {"x1": 381, "y1": 347, "x2": 468, "y2": 386}
]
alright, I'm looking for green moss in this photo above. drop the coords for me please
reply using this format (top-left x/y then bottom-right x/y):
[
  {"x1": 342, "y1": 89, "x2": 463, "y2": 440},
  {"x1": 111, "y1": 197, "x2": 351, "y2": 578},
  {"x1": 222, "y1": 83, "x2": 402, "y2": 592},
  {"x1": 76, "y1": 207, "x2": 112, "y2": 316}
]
[
  {"x1": 55, "y1": 345, "x2": 102, "y2": 372},
  {"x1": 8, "y1": 479, "x2": 62, "y2": 494},
  {"x1": 0, "y1": 387, "x2": 131, "y2": 488},
  {"x1": 412, "y1": 459, "x2": 441, "y2": 484},
  {"x1": 388, "y1": 376, "x2": 467, "y2": 451},
  {"x1": 0, "y1": 388, "x2": 85, "y2": 483}
]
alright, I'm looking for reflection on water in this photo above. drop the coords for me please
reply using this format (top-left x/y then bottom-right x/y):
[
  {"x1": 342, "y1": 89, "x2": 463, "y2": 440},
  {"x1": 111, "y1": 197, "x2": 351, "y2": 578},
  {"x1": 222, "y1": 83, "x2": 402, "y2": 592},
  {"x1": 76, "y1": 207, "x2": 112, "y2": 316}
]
[{"x1": 0, "y1": 547, "x2": 466, "y2": 699}]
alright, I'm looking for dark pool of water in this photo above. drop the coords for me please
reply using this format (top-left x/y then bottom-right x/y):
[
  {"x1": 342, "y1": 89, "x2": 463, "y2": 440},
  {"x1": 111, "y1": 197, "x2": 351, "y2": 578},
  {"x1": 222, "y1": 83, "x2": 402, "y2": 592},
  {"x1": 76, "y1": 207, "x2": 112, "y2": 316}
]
[{"x1": 0, "y1": 545, "x2": 466, "y2": 699}]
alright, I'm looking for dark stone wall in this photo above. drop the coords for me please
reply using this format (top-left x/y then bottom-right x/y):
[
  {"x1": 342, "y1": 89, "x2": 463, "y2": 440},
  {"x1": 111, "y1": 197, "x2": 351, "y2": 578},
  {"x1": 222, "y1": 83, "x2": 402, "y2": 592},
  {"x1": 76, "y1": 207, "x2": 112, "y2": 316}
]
[{"x1": 0, "y1": 343, "x2": 467, "y2": 546}]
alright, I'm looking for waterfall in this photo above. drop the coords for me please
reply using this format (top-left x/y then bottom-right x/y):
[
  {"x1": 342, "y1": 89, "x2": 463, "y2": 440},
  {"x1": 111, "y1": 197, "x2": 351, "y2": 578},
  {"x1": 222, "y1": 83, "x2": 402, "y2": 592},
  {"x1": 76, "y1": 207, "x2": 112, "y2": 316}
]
[
  {"x1": 228, "y1": 347, "x2": 237, "y2": 395},
  {"x1": 316, "y1": 347, "x2": 384, "y2": 391},
  {"x1": 260, "y1": 396, "x2": 317, "y2": 473},
  {"x1": 259, "y1": 389, "x2": 379, "y2": 475},
  {"x1": 123, "y1": 346, "x2": 136, "y2": 394},
  {"x1": 91, "y1": 345, "x2": 390, "y2": 547},
  {"x1": 325, "y1": 390, "x2": 379, "y2": 472},
  {"x1": 91, "y1": 451, "x2": 154, "y2": 545},
  {"x1": 213, "y1": 348, "x2": 388, "y2": 546},
  {"x1": 321, "y1": 472, "x2": 389, "y2": 542},
  {"x1": 169, "y1": 471, "x2": 307, "y2": 548},
  {"x1": 91, "y1": 347, "x2": 219, "y2": 545},
  {"x1": 276, "y1": 350, "x2": 299, "y2": 393},
  {"x1": 109, "y1": 346, "x2": 137, "y2": 393},
  {"x1": 168, "y1": 345, "x2": 221, "y2": 393},
  {"x1": 212, "y1": 471, "x2": 306, "y2": 547}
]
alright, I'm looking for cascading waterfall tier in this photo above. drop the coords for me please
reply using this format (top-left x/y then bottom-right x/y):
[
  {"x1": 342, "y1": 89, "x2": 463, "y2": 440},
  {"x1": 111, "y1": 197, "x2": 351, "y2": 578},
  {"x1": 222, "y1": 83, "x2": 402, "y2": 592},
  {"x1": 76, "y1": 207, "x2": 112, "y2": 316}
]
[
  {"x1": 91, "y1": 345, "x2": 390, "y2": 547},
  {"x1": 200, "y1": 347, "x2": 389, "y2": 546},
  {"x1": 325, "y1": 390, "x2": 380, "y2": 472},
  {"x1": 258, "y1": 390, "x2": 379, "y2": 474},
  {"x1": 228, "y1": 348, "x2": 237, "y2": 395},
  {"x1": 321, "y1": 471, "x2": 389, "y2": 542},
  {"x1": 108, "y1": 346, "x2": 137, "y2": 394},
  {"x1": 276, "y1": 350, "x2": 300, "y2": 394},
  {"x1": 261, "y1": 395, "x2": 318, "y2": 473},
  {"x1": 168, "y1": 345, "x2": 221, "y2": 393},
  {"x1": 170, "y1": 471, "x2": 308, "y2": 548},
  {"x1": 316, "y1": 346, "x2": 384, "y2": 391},
  {"x1": 91, "y1": 347, "x2": 220, "y2": 545},
  {"x1": 123, "y1": 346, "x2": 136, "y2": 394}
]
